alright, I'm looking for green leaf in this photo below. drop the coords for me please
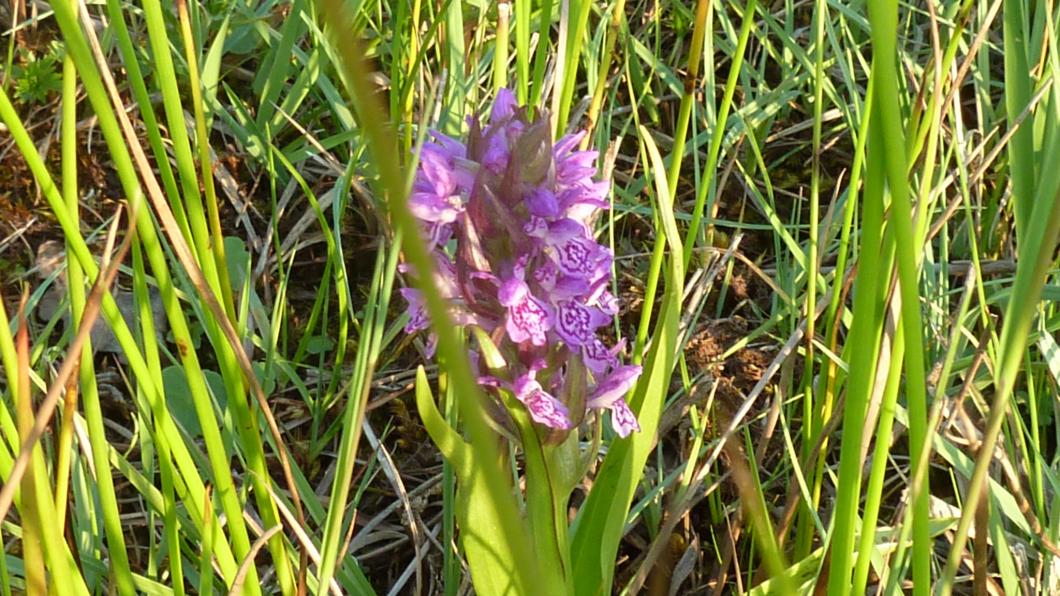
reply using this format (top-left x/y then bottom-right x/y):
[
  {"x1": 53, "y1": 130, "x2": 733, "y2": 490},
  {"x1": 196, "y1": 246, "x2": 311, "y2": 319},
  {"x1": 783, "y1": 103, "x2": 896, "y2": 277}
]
[
  {"x1": 162, "y1": 366, "x2": 229, "y2": 442},
  {"x1": 416, "y1": 368, "x2": 538, "y2": 596}
]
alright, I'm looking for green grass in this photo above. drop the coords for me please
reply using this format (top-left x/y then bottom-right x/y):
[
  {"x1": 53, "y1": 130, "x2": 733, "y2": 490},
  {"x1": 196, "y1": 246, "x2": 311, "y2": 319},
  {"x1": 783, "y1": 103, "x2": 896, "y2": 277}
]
[{"x1": 1, "y1": 0, "x2": 1059, "y2": 593}]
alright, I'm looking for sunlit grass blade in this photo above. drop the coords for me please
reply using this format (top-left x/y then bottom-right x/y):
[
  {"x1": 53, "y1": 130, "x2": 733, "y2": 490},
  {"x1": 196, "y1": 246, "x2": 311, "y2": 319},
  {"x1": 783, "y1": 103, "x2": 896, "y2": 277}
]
[
  {"x1": 862, "y1": 1, "x2": 931, "y2": 591},
  {"x1": 1002, "y1": 0, "x2": 1035, "y2": 245},
  {"x1": 681, "y1": 0, "x2": 757, "y2": 267},
  {"x1": 41, "y1": 0, "x2": 268, "y2": 587},
  {"x1": 825, "y1": 100, "x2": 889, "y2": 596},
  {"x1": 14, "y1": 297, "x2": 46, "y2": 594},
  {"x1": 52, "y1": 14, "x2": 79, "y2": 527},
  {"x1": 316, "y1": 240, "x2": 396, "y2": 593},
  {"x1": 938, "y1": 48, "x2": 1060, "y2": 596}
]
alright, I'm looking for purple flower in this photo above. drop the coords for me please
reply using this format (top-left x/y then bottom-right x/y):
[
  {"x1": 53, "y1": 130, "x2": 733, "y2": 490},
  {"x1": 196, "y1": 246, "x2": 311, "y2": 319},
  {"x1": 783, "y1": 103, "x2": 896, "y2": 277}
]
[
  {"x1": 400, "y1": 288, "x2": 429, "y2": 334},
  {"x1": 499, "y1": 278, "x2": 554, "y2": 346},
  {"x1": 514, "y1": 373, "x2": 572, "y2": 430},
  {"x1": 609, "y1": 398, "x2": 640, "y2": 438},
  {"x1": 582, "y1": 337, "x2": 622, "y2": 375},
  {"x1": 588, "y1": 364, "x2": 643, "y2": 409},
  {"x1": 554, "y1": 300, "x2": 609, "y2": 347},
  {"x1": 526, "y1": 188, "x2": 561, "y2": 218},
  {"x1": 545, "y1": 219, "x2": 612, "y2": 284},
  {"x1": 401, "y1": 89, "x2": 641, "y2": 437}
]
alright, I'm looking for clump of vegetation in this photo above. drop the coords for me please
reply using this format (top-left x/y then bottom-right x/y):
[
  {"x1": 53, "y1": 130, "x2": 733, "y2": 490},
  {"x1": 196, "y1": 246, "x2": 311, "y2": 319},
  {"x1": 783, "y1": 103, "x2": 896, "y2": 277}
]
[{"x1": 9, "y1": 44, "x2": 63, "y2": 105}]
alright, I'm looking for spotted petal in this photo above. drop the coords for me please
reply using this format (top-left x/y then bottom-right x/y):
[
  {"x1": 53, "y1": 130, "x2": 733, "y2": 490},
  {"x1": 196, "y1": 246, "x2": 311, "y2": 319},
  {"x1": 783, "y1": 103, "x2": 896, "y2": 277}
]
[
  {"x1": 546, "y1": 219, "x2": 612, "y2": 283},
  {"x1": 513, "y1": 375, "x2": 571, "y2": 430},
  {"x1": 499, "y1": 279, "x2": 554, "y2": 346},
  {"x1": 400, "y1": 288, "x2": 429, "y2": 334},
  {"x1": 609, "y1": 398, "x2": 640, "y2": 437},
  {"x1": 582, "y1": 337, "x2": 621, "y2": 375},
  {"x1": 555, "y1": 300, "x2": 610, "y2": 347}
]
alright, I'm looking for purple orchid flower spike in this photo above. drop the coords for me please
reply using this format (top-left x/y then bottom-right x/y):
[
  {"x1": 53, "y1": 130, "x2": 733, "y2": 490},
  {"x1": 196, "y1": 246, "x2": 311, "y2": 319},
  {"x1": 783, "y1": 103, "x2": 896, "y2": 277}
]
[{"x1": 401, "y1": 89, "x2": 642, "y2": 439}]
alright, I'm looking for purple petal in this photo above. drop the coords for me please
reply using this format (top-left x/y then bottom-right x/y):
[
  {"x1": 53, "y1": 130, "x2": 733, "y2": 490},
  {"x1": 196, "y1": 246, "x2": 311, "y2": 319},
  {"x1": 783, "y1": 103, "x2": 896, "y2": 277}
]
[
  {"x1": 434, "y1": 255, "x2": 461, "y2": 297},
  {"x1": 554, "y1": 300, "x2": 609, "y2": 347},
  {"x1": 527, "y1": 358, "x2": 549, "y2": 373},
  {"x1": 553, "y1": 131, "x2": 586, "y2": 157},
  {"x1": 449, "y1": 159, "x2": 478, "y2": 192},
  {"x1": 525, "y1": 188, "x2": 561, "y2": 218},
  {"x1": 504, "y1": 288, "x2": 554, "y2": 346},
  {"x1": 400, "y1": 288, "x2": 430, "y2": 334},
  {"x1": 557, "y1": 236, "x2": 608, "y2": 279},
  {"x1": 560, "y1": 182, "x2": 611, "y2": 221},
  {"x1": 549, "y1": 276, "x2": 591, "y2": 300},
  {"x1": 490, "y1": 89, "x2": 518, "y2": 123},
  {"x1": 429, "y1": 132, "x2": 467, "y2": 159},
  {"x1": 543, "y1": 220, "x2": 612, "y2": 282},
  {"x1": 609, "y1": 398, "x2": 639, "y2": 437},
  {"x1": 418, "y1": 146, "x2": 452, "y2": 179},
  {"x1": 514, "y1": 376, "x2": 571, "y2": 429},
  {"x1": 505, "y1": 119, "x2": 527, "y2": 142},
  {"x1": 556, "y1": 150, "x2": 598, "y2": 184},
  {"x1": 419, "y1": 146, "x2": 473, "y2": 198},
  {"x1": 525, "y1": 391, "x2": 573, "y2": 429},
  {"x1": 558, "y1": 185, "x2": 609, "y2": 212},
  {"x1": 498, "y1": 278, "x2": 528, "y2": 306},
  {"x1": 549, "y1": 217, "x2": 588, "y2": 238},
  {"x1": 409, "y1": 190, "x2": 463, "y2": 224},
  {"x1": 588, "y1": 364, "x2": 642, "y2": 409},
  {"x1": 512, "y1": 373, "x2": 536, "y2": 396},
  {"x1": 582, "y1": 338, "x2": 618, "y2": 374}
]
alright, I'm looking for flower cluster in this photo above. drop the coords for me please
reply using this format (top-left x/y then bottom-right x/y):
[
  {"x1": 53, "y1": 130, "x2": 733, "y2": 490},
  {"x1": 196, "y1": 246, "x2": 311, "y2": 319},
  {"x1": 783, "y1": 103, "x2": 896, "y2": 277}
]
[{"x1": 401, "y1": 90, "x2": 641, "y2": 437}]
